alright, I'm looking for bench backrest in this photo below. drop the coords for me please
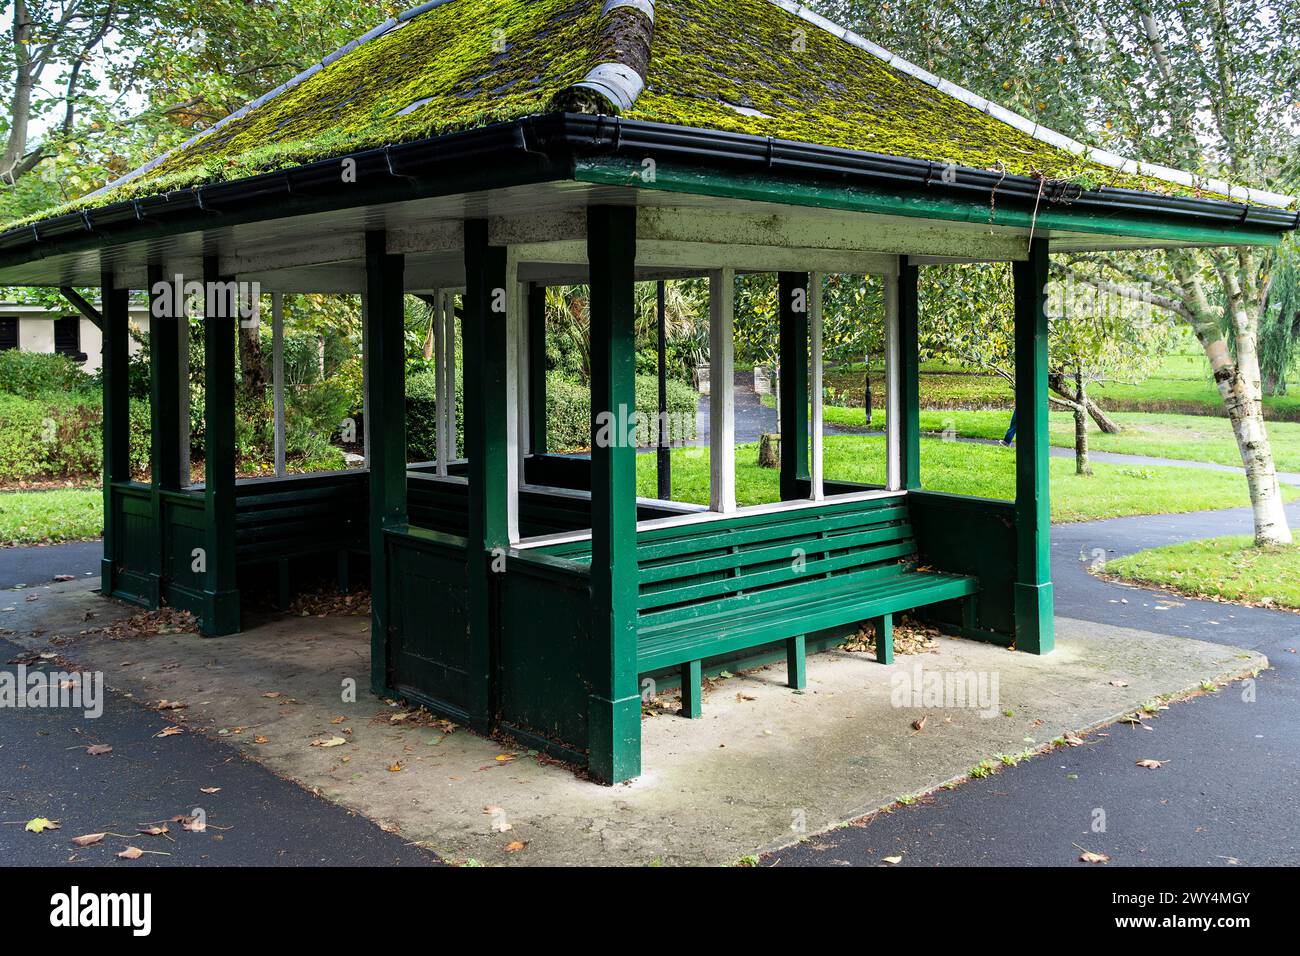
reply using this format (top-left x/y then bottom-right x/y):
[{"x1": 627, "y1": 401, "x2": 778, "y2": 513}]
[{"x1": 634, "y1": 496, "x2": 916, "y2": 627}]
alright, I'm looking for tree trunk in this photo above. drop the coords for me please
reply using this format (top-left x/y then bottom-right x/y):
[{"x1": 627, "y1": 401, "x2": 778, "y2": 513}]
[
  {"x1": 1074, "y1": 369, "x2": 1091, "y2": 476},
  {"x1": 238, "y1": 323, "x2": 269, "y2": 401},
  {"x1": 1049, "y1": 369, "x2": 1121, "y2": 434},
  {"x1": 1174, "y1": 253, "x2": 1292, "y2": 546}
]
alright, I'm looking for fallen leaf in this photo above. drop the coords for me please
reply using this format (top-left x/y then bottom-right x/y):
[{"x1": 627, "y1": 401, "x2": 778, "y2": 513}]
[
  {"x1": 181, "y1": 818, "x2": 206, "y2": 833},
  {"x1": 117, "y1": 846, "x2": 144, "y2": 860},
  {"x1": 71, "y1": 832, "x2": 105, "y2": 847},
  {"x1": 261, "y1": 692, "x2": 280, "y2": 699},
  {"x1": 155, "y1": 726, "x2": 183, "y2": 738},
  {"x1": 137, "y1": 825, "x2": 169, "y2": 836},
  {"x1": 53, "y1": 574, "x2": 75, "y2": 582},
  {"x1": 199, "y1": 787, "x2": 221, "y2": 794},
  {"x1": 504, "y1": 841, "x2": 527, "y2": 852},
  {"x1": 85, "y1": 744, "x2": 113, "y2": 756},
  {"x1": 494, "y1": 753, "x2": 515, "y2": 763},
  {"x1": 911, "y1": 715, "x2": 928, "y2": 732},
  {"x1": 253, "y1": 736, "x2": 269, "y2": 745},
  {"x1": 155, "y1": 700, "x2": 186, "y2": 710},
  {"x1": 25, "y1": 817, "x2": 60, "y2": 833},
  {"x1": 1062, "y1": 731, "x2": 1085, "y2": 747},
  {"x1": 1109, "y1": 679, "x2": 1129, "y2": 688},
  {"x1": 882, "y1": 855, "x2": 903, "y2": 865},
  {"x1": 387, "y1": 761, "x2": 404, "y2": 772},
  {"x1": 330, "y1": 716, "x2": 347, "y2": 724},
  {"x1": 312, "y1": 737, "x2": 347, "y2": 748},
  {"x1": 1136, "y1": 759, "x2": 1166, "y2": 769},
  {"x1": 1079, "y1": 850, "x2": 1110, "y2": 864}
]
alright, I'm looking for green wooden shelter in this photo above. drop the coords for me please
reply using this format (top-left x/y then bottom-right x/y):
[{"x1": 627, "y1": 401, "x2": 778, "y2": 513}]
[{"x1": 0, "y1": 0, "x2": 1294, "y2": 783}]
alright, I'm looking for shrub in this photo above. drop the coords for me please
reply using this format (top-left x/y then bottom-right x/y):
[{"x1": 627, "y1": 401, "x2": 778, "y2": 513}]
[
  {"x1": 405, "y1": 369, "x2": 464, "y2": 462},
  {"x1": 0, "y1": 351, "x2": 93, "y2": 399},
  {"x1": 546, "y1": 373, "x2": 698, "y2": 453},
  {"x1": 0, "y1": 393, "x2": 103, "y2": 482}
]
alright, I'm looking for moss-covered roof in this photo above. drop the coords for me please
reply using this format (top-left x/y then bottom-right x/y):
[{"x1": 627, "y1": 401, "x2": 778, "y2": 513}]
[{"x1": 85, "y1": 0, "x2": 1294, "y2": 209}]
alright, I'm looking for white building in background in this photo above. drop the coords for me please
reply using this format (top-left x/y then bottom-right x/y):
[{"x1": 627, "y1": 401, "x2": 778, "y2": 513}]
[{"x1": 0, "y1": 300, "x2": 152, "y2": 372}]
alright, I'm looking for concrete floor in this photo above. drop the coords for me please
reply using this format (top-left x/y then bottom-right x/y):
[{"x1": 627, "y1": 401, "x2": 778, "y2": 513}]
[{"x1": 1, "y1": 579, "x2": 1265, "y2": 866}]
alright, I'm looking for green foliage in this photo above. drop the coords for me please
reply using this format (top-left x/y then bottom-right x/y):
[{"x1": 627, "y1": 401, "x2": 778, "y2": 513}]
[
  {"x1": 546, "y1": 373, "x2": 698, "y2": 452},
  {"x1": 0, "y1": 392, "x2": 147, "y2": 483},
  {"x1": 0, "y1": 351, "x2": 93, "y2": 399},
  {"x1": 1103, "y1": 535, "x2": 1300, "y2": 611},
  {"x1": 405, "y1": 369, "x2": 465, "y2": 463}
]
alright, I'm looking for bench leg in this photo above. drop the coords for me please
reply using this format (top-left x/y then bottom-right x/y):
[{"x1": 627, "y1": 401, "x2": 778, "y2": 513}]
[
  {"x1": 680, "y1": 660, "x2": 702, "y2": 719},
  {"x1": 276, "y1": 558, "x2": 291, "y2": 611},
  {"x1": 962, "y1": 594, "x2": 979, "y2": 632},
  {"x1": 874, "y1": 614, "x2": 894, "y2": 665},
  {"x1": 786, "y1": 634, "x2": 806, "y2": 690},
  {"x1": 336, "y1": 549, "x2": 350, "y2": 593}
]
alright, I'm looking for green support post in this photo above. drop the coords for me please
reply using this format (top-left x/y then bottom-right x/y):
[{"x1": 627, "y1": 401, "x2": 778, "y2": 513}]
[
  {"x1": 1012, "y1": 238, "x2": 1055, "y2": 654},
  {"x1": 786, "y1": 634, "x2": 807, "y2": 690},
  {"x1": 462, "y1": 219, "x2": 510, "y2": 734},
  {"x1": 527, "y1": 282, "x2": 548, "y2": 456},
  {"x1": 680, "y1": 660, "x2": 702, "y2": 719},
  {"x1": 147, "y1": 263, "x2": 183, "y2": 606},
  {"x1": 874, "y1": 614, "x2": 894, "y2": 665},
  {"x1": 365, "y1": 231, "x2": 408, "y2": 695},
  {"x1": 897, "y1": 257, "x2": 922, "y2": 490},
  {"x1": 99, "y1": 270, "x2": 130, "y2": 597},
  {"x1": 200, "y1": 258, "x2": 240, "y2": 635},
  {"x1": 586, "y1": 205, "x2": 642, "y2": 784},
  {"x1": 778, "y1": 271, "x2": 810, "y2": 500}
]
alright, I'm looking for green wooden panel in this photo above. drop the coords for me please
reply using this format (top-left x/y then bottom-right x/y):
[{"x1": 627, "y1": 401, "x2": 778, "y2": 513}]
[
  {"x1": 898, "y1": 258, "x2": 922, "y2": 491},
  {"x1": 364, "y1": 232, "x2": 408, "y2": 694},
  {"x1": 778, "y1": 271, "x2": 810, "y2": 500},
  {"x1": 586, "y1": 204, "x2": 641, "y2": 785},
  {"x1": 100, "y1": 274, "x2": 130, "y2": 596},
  {"x1": 462, "y1": 218, "x2": 509, "y2": 734},
  {"x1": 200, "y1": 257, "x2": 240, "y2": 636},
  {"x1": 1013, "y1": 238, "x2": 1055, "y2": 654}
]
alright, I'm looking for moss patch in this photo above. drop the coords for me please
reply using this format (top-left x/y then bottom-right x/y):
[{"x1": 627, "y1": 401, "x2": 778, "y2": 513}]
[{"x1": 19, "y1": 0, "x2": 1257, "y2": 223}]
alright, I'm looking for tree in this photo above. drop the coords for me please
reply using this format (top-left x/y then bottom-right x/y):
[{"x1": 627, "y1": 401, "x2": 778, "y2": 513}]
[{"x1": 816, "y1": 0, "x2": 1298, "y2": 545}]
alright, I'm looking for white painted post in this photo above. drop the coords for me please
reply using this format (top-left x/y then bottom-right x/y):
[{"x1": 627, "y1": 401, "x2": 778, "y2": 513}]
[
  {"x1": 709, "y1": 267, "x2": 736, "y2": 514},
  {"x1": 517, "y1": 280, "x2": 531, "y2": 463},
  {"x1": 272, "y1": 292, "x2": 286, "y2": 478},
  {"x1": 504, "y1": 257, "x2": 521, "y2": 543},
  {"x1": 361, "y1": 292, "x2": 371, "y2": 468},
  {"x1": 884, "y1": 273, "x2": 902, "y2": 492},
  {"x1": 433, "y1": 289, "x2": 447, "y2": 476},
  {"x1": 444, "y1": 291, "x2": 458, "y2": 463},
  {"x1": 809, "y1": 272, "x2": 824, "y2": 501},
  {"x1": 178, "y1": 308, "x2": 191, "y2": 488}
]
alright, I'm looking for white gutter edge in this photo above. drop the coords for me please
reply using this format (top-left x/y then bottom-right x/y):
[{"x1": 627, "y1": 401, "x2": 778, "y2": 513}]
[{"x1": 767, "y1": 0, "x2": 1296, "y2": 209}]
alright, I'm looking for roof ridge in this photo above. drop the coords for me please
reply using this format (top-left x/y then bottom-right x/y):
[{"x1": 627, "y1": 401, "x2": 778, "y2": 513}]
[
  {"x1": 555, "y1": 0, "x2": 656, "y2": 113},
  {"x1": 765, "y1": 0, "x2": 1295, "y2": 209},
  {"x1": 91, "y1": 0, "x2": 464, "y2": 199}
]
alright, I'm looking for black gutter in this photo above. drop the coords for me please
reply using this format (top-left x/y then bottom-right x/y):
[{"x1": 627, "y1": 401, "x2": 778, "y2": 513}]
[{"x1": 1, "y1": 113, "x2": 1294, "y2": 268}]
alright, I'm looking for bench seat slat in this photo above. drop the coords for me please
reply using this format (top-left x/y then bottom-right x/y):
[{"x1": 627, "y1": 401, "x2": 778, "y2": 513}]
[{"x1": 637, "y1": 571, "x2": 978, "y2": 671}]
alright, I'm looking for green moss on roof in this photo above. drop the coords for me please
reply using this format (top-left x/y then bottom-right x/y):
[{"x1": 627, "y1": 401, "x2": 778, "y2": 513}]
[{"x1": 30, "y1": 0, "x2": 1265, "y2": 218}]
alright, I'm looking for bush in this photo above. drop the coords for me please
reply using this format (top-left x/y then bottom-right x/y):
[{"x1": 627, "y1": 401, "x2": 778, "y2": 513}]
[
  {"x1": 546, "y1": 373, "x2": 698, "y2": 452},
  {"x1": 405, "y1": 369, "x2": 464, "y2": 462},
  {"x1": 0, "y1": 393, "x2": 104, "y2": 483},
  {"x1": 0, "y1": 351, "x2": 93, "y2": 399}
]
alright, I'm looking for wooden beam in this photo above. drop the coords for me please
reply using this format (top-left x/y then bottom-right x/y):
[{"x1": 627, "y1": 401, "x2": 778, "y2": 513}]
[
  {"x1": 1013, "y1": 237, "x2": 1055, "y2": 655},
  {"x1": 586, "y1": 204, "x2": 642, "y2": 784},
  {"x1": 99, "y1": 268, "x2": 130, "y2": 599},
  {"x1": 709, "y1": 267, "x2": 736, "y2": 514},
  {"x1": 59, "y1": 286, "x2": 102, "y2": 330},
  {"x1": 897, "y1": 258, "x2": 922, "y2": 490},
  {"x1": 511, "y1": 238, "x2": 897, "y2": 275},
  {"x1": 778, "y1": 271, "x2": 809, "y2": 501},
  {"x1": 272, "y1": 293, "x2": 286, "y2": 478},
  {"x1": 463, "y1": 218, "x2": 510, "y2": 733},
  {"x1": 884, "y1": 272, "x2": 902, "y2": 492},
  {"x1": 809, "y1": 272, "x2": 824, "y2": 501},
  {"x1": 365, "y1": 231, "x2": 408, "y2": 693},
  {"x1": 200, "y1": 256, "x2": 240, "y2": 636}
]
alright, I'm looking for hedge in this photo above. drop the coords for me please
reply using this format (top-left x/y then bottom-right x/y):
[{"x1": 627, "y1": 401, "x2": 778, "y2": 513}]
[
  {"x1": 0, "y1": 393, "x2": 148, "y2": 484},
  {"x1": 547, "y1": 374, "x2": 698, "y2": 452},
  {"x1": 0, "y1": 351, "x2": 94, "y2": 400}
]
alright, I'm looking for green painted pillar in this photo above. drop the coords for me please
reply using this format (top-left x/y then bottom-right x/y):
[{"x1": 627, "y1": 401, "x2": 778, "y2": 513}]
[
  {"x1": 1012, "y1": 238, "x2": 1055, "y2": 654},
  {"x1": 586, "y1": 205, "x2": 641, "y2": 784},
  {"x1": 99, "y1": 270, "x2": 130, "y2": 597},
  {"x1": 200, "y1": 258, "x2": 240, "y2": 636},
  {"x1": 462, "y1": 219, "x2": 509, "y2": 733},
  {"x1": 147, "y1": 264, "x2": 183, "y2": 606},
  {"x1": 527, "y1": 282, "x2": 547, "y2": 456},
  {"x1": 366, "y1": 232, "x2": 408, "y2": 695},
  {"x1": 778, "y1": 271, "x2": 810, "y2": 501},
  {"x1": 897, "y1": 258, "x2": 922, "y2": 491}
]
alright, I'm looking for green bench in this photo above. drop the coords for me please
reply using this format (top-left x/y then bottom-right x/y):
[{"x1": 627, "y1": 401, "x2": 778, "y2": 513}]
[{"x1": 632, "y1": 495, "x2": 980, "y2": 717}]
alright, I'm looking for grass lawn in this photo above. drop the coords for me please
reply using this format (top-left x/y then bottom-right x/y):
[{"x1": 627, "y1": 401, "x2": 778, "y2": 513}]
[
  {"x1": 1102, "y1": 536, "x2": 1300, "y2": 612},
  {"x1": 816, "y1": 405, "x2": 1300, "y2": 474},
  {"x1": 637, "y1": 435, "x2": 1297, "y2": 523},
  {"x1": 0, "y1": 488, "x2": 103, "y2": 546}
]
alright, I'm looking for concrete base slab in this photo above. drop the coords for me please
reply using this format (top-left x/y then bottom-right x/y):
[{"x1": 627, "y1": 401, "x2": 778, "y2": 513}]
[{"x1": 5, "y1": 581, "x2": 1266, "y2": 866}]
